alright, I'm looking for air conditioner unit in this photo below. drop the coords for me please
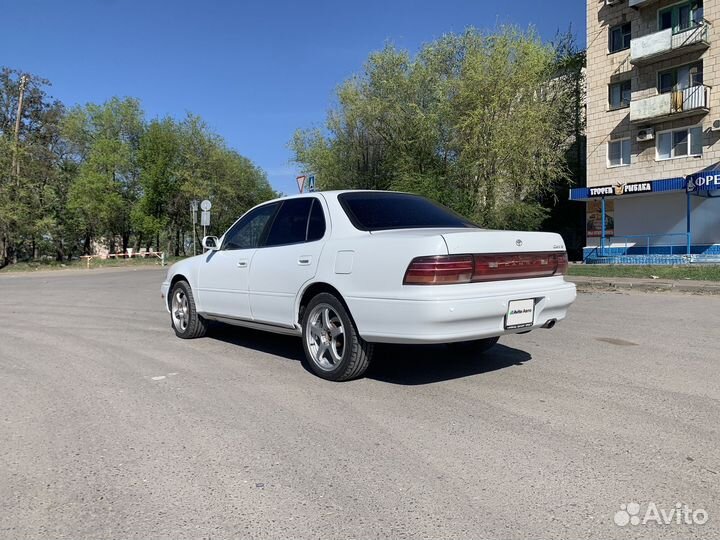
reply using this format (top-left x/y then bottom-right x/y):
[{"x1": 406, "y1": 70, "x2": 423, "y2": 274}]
[
  {"x1": 637, "y1": 128, "x2": 655, "y2": 141},
  {"x1": 711, "y1": 119, "x2": 720, "y2": 132}
]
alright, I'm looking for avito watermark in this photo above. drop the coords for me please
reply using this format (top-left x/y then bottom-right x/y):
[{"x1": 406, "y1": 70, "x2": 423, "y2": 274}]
[{"x1": 614, "y1": 502, "x2": 708, "y2": 527}]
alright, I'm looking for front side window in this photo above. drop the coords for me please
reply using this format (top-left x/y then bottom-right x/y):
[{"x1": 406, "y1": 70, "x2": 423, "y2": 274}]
[
  {"x1": 656, "y1": 126, "x2": 703, "y2": 160},
  {"x1": 609, "y1": 23, "x2": 631, "y2": 53},
  {"x1": 608, "y1": 139, "x2": 631, "y2": 167},
  {"x1": 222, "y1": 202, "x2": 279, "y2": 250},
  {"x1": 264, "y1": 198, "x2": 315, "y2": 247},
  {"x1": 338, "y1": 192, "x2": 476, "y2": 231},
  {"x1": 609, "y1": 80, "x2": 631, "y2": 109}
]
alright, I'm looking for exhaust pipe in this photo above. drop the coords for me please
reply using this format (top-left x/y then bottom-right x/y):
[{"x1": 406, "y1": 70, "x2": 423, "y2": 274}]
[{"x1": 543, "y1": 319, "x2": 557, "y2": 329}]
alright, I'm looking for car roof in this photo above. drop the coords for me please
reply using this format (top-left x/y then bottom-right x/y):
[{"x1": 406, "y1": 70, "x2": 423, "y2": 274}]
[{"x1": 274, "y1": 189, "x2": 407, "y2": 202}]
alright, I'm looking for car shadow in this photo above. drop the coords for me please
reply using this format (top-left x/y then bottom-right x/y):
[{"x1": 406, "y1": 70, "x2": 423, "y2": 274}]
[
  {"x1": 365, "y1": 343, "x2": 532, "y2": 385},
  {"x1": 206, "y1": 324, "x2": 532, "y2": 385},
  {"x1": 208, "y1": 323, "x2": 305, "y2": 361}
]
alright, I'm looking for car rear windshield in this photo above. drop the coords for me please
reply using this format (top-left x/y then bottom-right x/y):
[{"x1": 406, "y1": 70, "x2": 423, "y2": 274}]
[{"x1": 338, "y1": 192, "x2": 477, "y2": 231}]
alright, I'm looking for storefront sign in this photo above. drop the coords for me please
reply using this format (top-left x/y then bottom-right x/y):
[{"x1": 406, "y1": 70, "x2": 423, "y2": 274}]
[
  {"x1": 687, "y1": 172, "x2": 720, "y2": 192},
  {"x1": 588, "y1": 186, "x2": 614, "y2": 197},
  {"x1": 588, "y1": 182, "x2": 653, "y2": 197},
  {"x1": 621, "y1": 182, "x2": 652, "y2": 195}
]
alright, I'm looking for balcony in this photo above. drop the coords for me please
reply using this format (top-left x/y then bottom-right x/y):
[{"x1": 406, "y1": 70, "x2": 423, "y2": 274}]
[
  {"x1": 629, "y1": 0, "x2": 659, "y2": 8},
  {"x1": 629, "y1": 85, "x2": 710, "y2": 124},
  {"x1": 631, "y1": 23, "x2": 709, "y2": 65}
]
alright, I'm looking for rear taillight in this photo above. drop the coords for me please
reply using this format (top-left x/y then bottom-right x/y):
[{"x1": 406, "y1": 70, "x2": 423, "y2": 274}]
[
  {"x1": 403, "y1": 255, "x2": 474, "y2": 285},
  {"x1": 555, "y1": 252, "x2": 568, "y2": 276},
  {"x1": 473, "y1": 252, "x2": 568, "y2": 282},
  {"x1": 404, "y1": 252, "x2": 568, "y2": 285}
]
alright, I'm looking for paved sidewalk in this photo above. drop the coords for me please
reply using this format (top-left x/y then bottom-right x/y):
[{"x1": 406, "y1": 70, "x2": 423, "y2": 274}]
[{"x1": 568, "y1": 275, "x2": 720, "y2": 295}]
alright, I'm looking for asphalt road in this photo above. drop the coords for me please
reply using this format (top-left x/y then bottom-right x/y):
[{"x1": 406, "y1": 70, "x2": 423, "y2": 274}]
[{"x1": 0, "y1": 268, "x2": 718, "y2": 540}]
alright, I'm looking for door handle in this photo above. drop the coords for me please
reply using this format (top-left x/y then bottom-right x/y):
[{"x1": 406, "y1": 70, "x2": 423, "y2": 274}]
[
  {"x1": 298, "y1": 256, "x2": 312, "y2": 266},
  {"x1": 237, "y1": 260, "x2": 248, "y2": 268}
]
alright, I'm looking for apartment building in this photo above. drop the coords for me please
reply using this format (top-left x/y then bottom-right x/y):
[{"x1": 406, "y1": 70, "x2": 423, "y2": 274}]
[{"x1": 575, "y1": 0, "x2": 720, "y2": 263}]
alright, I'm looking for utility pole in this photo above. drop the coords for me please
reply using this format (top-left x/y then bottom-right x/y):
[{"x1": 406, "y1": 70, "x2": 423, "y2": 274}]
[
  {"x1": 12, "y1": 74, "x2": 28, "y2": 182},
  {"x1": 190, "y1": 200, "x2": 199, "y2": 256}
]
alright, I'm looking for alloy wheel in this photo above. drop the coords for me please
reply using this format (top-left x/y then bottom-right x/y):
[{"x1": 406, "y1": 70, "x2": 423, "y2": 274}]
[
  {"x1": 305, "y1": 303, "x2": 345, "y2": 370},
  {"x1": 172, "y1": 289, "x2": 189, "y2": 332}
]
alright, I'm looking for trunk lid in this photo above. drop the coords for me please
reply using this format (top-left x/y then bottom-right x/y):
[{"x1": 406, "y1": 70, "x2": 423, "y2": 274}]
[{"x1": 440, "y1": 229, "x2": 566, "y2": 255}]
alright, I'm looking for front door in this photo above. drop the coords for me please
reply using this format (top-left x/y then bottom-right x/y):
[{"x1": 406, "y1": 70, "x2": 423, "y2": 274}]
[
  {"x1": 249, "y1": 197, "x2": 327, "y2": 326},
  {"x1": 197, "y1": 202, "x2": 279, "y2": 319}
]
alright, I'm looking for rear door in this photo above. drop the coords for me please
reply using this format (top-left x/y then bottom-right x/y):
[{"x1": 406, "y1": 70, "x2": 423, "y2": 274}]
[
  {"x1": 249, "y1": 197, "x2": 327, "y2": 326},
  {"x1": 197, "y1": 202, "x2": 279, "y2": 319}
]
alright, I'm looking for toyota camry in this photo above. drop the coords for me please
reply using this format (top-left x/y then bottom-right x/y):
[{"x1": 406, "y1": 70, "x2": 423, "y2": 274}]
[{"x1": 161, "y1": 191, "x2": 576, "y2": 380}]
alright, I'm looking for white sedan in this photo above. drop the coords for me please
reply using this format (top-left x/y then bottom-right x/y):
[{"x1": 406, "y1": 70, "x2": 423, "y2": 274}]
[{"x1": 161, "y1": 191, "x2": 576, "y2": 380}]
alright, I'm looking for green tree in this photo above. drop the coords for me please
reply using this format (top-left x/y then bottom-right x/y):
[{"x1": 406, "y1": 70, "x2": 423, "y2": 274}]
[
  {"x1": 64, "y1": 97, "x2": 144, "y2": 253},
  {"x1": 133, "y1": 117, "x2": 180, "y2": 251},
  {"x1": 0, "y1": 68, "x2": 70, "y2": 265},
  {"x1": 291, "y1": 26, "x2": 582, "y2": 231},
  {"x1": 135, "y1": 114, "x2": 276, "y2": 256},
  {"x1": 171, "y1": 114, "x2": 274, "y2": 255},
  {"x1": 1, "y1": 67, "x2": 276, "y2": 266}
]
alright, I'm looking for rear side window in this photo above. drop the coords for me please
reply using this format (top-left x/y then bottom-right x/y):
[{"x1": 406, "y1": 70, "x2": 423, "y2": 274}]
[
  {"x1": 265, "y1": 198, "x2": 314, "y2": 247},
  {"x1": 306, "y1": 199, "x2": 326, "y2": 242},
  {"x1": 338, "y1": 192, "x2": 476, "y2": 231}
]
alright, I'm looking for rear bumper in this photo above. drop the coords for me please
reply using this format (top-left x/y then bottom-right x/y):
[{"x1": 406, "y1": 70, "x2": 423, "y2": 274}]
[{"x1": 347, "y1": 279, "x2": 577, "y2": 344}]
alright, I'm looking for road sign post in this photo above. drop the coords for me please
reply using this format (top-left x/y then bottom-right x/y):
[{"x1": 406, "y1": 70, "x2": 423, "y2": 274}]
[
  {"x1": 200, "y1": 200, "x2": 211, "y2": 251},
  {"x1": 296, "y1": 174, "x2": 317, "y2": 193}
]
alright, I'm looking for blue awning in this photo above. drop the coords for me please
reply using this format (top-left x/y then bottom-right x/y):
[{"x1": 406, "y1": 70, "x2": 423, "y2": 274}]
[{"x1": 570, "y1": 170, "x2": 720, "y2": 201}]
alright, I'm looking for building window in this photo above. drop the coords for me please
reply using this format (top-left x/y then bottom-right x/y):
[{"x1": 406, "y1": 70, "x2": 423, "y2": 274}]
[
  {"x1": 608, "y1": 138, "x2": 631, "y2": 167},
  {"x1": 656, "y1": 126, "x2": 703, "y2": 160},
  {"x1": 609, "y1": 80, "x2": 631, "y2": 110},
  {"x1": 658, "y1": 62, "x2": 703, "y2": 93},
  {"x1": 609, "y1": 23, "x2": 631, "y2": 53},
  {"x1": 659, "y1": 1, "x2": 703, "y2": 33}
]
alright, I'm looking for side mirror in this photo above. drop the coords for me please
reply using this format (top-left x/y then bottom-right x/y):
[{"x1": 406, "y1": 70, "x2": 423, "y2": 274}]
[{"x1": 202, "y1": 236, "x2": 219, "y2": 251}]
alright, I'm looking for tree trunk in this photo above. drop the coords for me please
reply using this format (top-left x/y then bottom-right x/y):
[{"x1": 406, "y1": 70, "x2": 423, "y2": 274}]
[{"x1": 0, "y1": 233, "x2": 7, "y2": 268}]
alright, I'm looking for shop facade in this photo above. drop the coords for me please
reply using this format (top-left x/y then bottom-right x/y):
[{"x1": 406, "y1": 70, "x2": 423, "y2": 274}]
[{"x1": 582, "y1": 0, "x2": 720, "y2": 263}]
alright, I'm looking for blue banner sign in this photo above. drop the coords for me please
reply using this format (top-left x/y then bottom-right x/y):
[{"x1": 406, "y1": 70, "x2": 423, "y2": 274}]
[{"x1": 687, "y1": 171, "x2": 720, "y2": 192}]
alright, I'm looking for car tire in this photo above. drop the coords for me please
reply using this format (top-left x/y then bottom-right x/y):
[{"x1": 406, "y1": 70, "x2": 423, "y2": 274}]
[
  {"x1": 301, "y1": 292, "x2": 373, "y2": 381},
  {"x1": 170, "y1": 280, "x2": 208, "y2": 339},
  {"x1": 447, "y1": 336, "x2": 499, "y2": 355}
]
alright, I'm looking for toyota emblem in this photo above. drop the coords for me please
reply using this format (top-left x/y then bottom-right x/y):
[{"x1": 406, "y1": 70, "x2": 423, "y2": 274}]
[{"x1": 515, "y1": 239, "x2": 523, "y2": 247}]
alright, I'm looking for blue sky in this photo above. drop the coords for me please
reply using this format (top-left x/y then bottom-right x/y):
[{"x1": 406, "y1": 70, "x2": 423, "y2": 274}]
[{"x1": 3, "y1": 0, "x2": 584, "y2": 195}]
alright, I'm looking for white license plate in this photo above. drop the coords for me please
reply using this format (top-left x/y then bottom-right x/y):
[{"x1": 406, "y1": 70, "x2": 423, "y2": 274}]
[{"x1": 505, "y1": 299, "x2": 535, "y2": 329}]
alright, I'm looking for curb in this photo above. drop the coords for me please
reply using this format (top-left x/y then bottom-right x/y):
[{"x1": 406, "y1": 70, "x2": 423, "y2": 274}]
[
  {"x1": 0, "y1": 265, "x2": 166, "y2": 279},
  {"x1": 567, "y1": 276, "x2": 720, "y2": 295}
]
